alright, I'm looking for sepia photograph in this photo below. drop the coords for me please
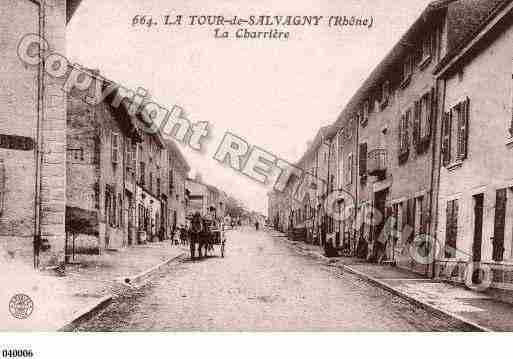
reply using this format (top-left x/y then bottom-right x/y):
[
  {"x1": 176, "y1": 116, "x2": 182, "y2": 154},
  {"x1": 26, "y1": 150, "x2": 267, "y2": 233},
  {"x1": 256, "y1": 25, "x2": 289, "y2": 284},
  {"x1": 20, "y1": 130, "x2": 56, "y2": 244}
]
[{"x1": 1, "y1": 0, "x2": 513, "y2": 356}]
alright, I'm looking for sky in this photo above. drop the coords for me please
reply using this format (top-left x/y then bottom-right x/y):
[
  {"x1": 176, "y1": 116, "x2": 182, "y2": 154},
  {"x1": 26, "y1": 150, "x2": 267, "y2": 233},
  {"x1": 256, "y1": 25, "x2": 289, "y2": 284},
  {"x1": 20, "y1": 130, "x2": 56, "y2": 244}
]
[{"x1": 67, "y1": 0, "x2": 431, "y2": 214}]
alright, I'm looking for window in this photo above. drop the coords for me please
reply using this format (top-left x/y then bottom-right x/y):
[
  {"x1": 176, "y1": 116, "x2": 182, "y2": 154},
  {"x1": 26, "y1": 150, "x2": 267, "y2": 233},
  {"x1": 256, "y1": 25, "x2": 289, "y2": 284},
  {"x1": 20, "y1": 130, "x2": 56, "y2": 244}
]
[
  {"x1": 68, "y1": 148, "x2": 84, "y2": 161},
  {"x1": 149, "y1": 172, "x2": 153, "y2": 193},
  {"x1": 125, "y1": 145, "x2": 132, "y2": 170},
  {"x1": 456, "y1": 98, "x2": 470, "y2": 160},
  {"x1": 398, "y1": 109, "x2": 411, "y2": 158},
  {"x1": 412, "y1": 89, "x2": 435, "y2": 151},
  {"x1": 347, "y1": 120, "x2": 353, "y2": 140},
  {"x1": 139, "y1": 162, "x2": 146, "y2": 186},
  {"x1": 442, "y1": 98, "x2": 470, "y2": 166},
  {"x1": 420, "y1": 89, "x2": 434, "y2": 139},
  {"x1": 111, "y1": 133, "x2": 119, "y2": 164},
  {"x1": 361, "y1": 100, "x2": 369, "y2": 126},
  {"x1": 493, "y1": 189, "x2": 507, "y2": 262},
  {"x1": 93, "y1": 182, "x2": 100, "y2": 210},
  {"x1": 156, "y1": 178, "x2": 161, "y2": 197},
  {"x1": 445, "y1": 199, "x2": 459, "y2": 258},
  {"x1": 346, "y1": 153, "x2": 353, "y2": 184},
  {"x1": 359, "y1": 143, "x2": 367, "y2": 177},
  {"x1": 169, "y1": 170, "x2": 174, "y2": 194},
  {"x1": 403, "y1": 55, "x2": 414, "y2": 83},
  {"x1": 381, "y1": 81, "x2": 390, "y2": 108},
  {"x1": 421, "y1": 30, "x2": 437, "y2": 65},
  {"x1": 126, "y1": 141, "x2": 136, "y2": 171}
]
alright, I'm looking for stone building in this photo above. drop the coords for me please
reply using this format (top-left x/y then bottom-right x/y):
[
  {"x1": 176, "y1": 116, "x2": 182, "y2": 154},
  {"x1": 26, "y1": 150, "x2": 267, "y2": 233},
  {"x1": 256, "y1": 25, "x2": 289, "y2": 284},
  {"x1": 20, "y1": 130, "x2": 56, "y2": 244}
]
[
  {"x1": 293, "y1": 127, "x2": 334, "y2": 245},
  {"x1": 0, "y1": 0, "x2": 81, "y2": 269},
  {"x1": 205, "y1": 184, "x2": 220, "y2": 220},
  {"x1": 165, "y1": 139, "x2": 190, "y2": 233},
  {"x1": 433, "y1": 0, "x2": 513, "y2": 288},
  {"x1": 267, "y1": 0, "x2": 508, "y2": 277},
  {"x1": 66, "y1": 71, "x2": 143, "y2": 252},
  {"x1": 66, "y1": 68, "x2": 191, "y2": 252},
  {"x1": 186, "y1": 177, "x2": 208, "y2": 218},
  {"x1": 332, "y1": 116, "x2": 359, "y2": 256},
  {"x1": 328, "y1": 0, "x2": 505, "y2": 272},
  {"x1": 134, "y1": 128, "x2": 166, "y2": 243}
]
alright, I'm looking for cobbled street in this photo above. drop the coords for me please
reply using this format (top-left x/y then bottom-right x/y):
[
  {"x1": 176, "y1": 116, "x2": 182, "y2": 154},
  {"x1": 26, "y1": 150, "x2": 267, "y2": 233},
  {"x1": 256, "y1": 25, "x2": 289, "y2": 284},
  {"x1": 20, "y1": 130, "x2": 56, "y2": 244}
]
[{"x1": 75, "y1": 228, "x2": 468, "y2": 331}]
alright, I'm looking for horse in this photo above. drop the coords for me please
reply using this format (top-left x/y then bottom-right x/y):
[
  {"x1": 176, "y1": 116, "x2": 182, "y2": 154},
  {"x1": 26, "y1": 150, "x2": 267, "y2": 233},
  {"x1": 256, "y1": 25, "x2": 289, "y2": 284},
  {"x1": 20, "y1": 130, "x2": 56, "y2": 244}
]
[{"x1": 189, "y1": 213, "x2": 205, "y2": 259}]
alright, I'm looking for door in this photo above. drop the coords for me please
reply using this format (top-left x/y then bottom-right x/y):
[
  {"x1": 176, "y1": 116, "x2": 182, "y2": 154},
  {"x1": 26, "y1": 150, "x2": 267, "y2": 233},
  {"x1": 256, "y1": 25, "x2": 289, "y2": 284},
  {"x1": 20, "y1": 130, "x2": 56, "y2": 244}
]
[
  {"x1": 472, "y1": 194, "x2": 484, "y2": 284},
  {"x1": 371, "y1": 189, "x2": 388, "y2": 260},
  {"x1": 126, "y1": 192, "x2": 134, "y2": 245}
]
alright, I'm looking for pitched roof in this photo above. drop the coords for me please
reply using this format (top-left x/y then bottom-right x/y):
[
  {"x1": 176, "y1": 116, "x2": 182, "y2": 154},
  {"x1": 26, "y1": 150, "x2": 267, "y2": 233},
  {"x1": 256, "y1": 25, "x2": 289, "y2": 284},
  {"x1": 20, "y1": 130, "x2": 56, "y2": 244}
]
[
  {"x1": 295, "y1": 125, "x2": 335, "y2": 167},
  {"x1": 435, "y1": 0, "x2": 512, "y2": 75},
  {"x1": 329, "y1": 0, "x2": 504, "y2": 132}
]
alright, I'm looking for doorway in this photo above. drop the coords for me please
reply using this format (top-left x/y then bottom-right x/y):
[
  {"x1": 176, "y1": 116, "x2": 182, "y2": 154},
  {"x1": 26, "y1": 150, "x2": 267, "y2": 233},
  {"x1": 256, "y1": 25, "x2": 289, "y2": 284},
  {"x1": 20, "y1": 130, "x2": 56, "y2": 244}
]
[
  {"x1": 472, "y1": 193, "x2": 484, "y2": 284},
  {"x1": 371, "y1": 188, "x2": 388, "y2": 261}
]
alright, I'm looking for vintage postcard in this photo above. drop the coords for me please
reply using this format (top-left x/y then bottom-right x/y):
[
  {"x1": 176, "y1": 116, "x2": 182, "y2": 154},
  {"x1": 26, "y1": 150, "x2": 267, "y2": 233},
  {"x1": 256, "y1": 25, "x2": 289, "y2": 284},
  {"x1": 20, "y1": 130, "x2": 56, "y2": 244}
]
[{"x1": 1, "y1": 0, "x2": 513, "y2": 350}]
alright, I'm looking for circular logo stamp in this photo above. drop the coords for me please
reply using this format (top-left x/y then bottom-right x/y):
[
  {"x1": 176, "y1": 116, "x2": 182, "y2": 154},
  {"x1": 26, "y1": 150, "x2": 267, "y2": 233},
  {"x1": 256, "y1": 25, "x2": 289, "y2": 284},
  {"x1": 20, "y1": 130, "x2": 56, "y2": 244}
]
[{"x1": 9, "y1": 294, "x2": 34, "y2": 319}]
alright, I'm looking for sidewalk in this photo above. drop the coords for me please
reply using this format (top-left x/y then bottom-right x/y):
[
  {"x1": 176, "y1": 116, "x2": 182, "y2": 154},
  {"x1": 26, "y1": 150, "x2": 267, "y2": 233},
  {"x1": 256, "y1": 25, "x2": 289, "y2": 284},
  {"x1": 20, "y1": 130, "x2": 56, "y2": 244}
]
[
  {"x1": 1, "y1": 242, "x2": 186, "y2": 331},
  {"x1": 269, "y1": 228, "x2": 513, "y2": 331}
]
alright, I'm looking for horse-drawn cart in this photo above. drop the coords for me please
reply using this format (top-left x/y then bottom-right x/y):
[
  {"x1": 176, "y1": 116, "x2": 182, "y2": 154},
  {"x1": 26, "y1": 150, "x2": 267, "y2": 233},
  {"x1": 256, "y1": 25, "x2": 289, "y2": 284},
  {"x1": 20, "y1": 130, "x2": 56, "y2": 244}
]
[{"x1": 188, "y1": 213, "x2": 226, "y2": 259}]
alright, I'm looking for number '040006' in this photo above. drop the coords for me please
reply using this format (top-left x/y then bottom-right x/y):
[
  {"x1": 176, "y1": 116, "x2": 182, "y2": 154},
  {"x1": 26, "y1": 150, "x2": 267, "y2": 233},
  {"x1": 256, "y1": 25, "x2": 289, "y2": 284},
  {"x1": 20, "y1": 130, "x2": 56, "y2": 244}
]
[{"x1": 2, "y1": 350, "x2": 33, "y2": 358}]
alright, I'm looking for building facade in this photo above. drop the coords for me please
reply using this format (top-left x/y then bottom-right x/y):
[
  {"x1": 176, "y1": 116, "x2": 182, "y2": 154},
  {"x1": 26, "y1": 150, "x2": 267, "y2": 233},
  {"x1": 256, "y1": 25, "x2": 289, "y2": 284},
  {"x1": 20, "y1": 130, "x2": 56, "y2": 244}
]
[
  {"x1": 434, "y1": 0, "x2": 513, "y2": 288},
  {"x1": 267, "y1": 0, "x2": 509, "y2": 280},
  {"x1": 165, "y1": 139, "x2": 190, "y2": 234},
  {"x1": 66, "y1": 75, "x2": 142, "y2": 253},
  {"x1": 0, "y1": 0, "x2": 81, "y2": 269}
]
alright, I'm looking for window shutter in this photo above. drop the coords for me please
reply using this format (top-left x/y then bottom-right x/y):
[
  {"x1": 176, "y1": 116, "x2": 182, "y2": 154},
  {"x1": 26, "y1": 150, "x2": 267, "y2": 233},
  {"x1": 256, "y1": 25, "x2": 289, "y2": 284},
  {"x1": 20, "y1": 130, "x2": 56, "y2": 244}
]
[
  {"x1": 493, "y1": 189, "x2": 507, "y2": 262},
  {"x1": 445, "y1": 199, "x2": 458, "y2": 258},
  {"x1": 457, "y1": 98, "x2": 470, "y2": 160},
  {"x1": 111, "y1": 133, "x2": 119, "y2": 164},
  {"x1": 404, "y1": 111, "x2": 410, "y2": 152},
  {"x1": 430, "y1": 31, "x2": 437, "y2": 58},
  {"x1": 126, "y1": 145, "x2": 132, "y2": 169},
  {"x1": 398, "y1": 115, "x2": 404, "y2": 153},
  {"x1": 413, "y1": 101, "x2": 421, "y2": 147},
  {"x1": 452, "y1": 200, "x2": 458, "y2": 247},
  {"x1": 445, "y1": 201, "x2": 453, "y2": 257},
  {"x1": 359, "y1": 143, "x2": 367, "y2": 176},
  {"x1": 426, "y1": 87, "x2": 435, "y2": 139},
  {"x1": 347, "y1": 153, "x2": 353, "y2": 184},
  {"x1": 442, "y1": 112, "x2": 451, "y2": 166},
  {"x1": 0, "y1": 159, "x2": 5, "y2": 216}
]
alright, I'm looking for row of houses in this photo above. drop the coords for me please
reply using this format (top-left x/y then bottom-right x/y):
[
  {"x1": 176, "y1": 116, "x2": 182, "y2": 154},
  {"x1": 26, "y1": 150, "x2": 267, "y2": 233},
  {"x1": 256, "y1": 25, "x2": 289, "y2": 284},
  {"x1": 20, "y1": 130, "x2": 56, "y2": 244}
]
[
  {"x1": 65, "y1": 69, "x2": 191, "y2": 254},
  {"x1": 0, "y1": 0, "x2": 231, "y2": 271},
  {"x1": 185, "y1": 174, "x2": 228, "y2": 222},
  {"x1": 268, "y1": 0, "x2": 513, "y2": 291}
]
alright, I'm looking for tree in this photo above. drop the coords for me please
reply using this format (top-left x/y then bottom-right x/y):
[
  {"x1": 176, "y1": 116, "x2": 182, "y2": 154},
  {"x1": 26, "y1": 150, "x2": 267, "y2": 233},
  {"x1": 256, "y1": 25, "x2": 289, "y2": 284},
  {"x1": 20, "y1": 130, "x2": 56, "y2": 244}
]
[{"x1": 225, "y1": 195, "x2": 246, "y2": 218}]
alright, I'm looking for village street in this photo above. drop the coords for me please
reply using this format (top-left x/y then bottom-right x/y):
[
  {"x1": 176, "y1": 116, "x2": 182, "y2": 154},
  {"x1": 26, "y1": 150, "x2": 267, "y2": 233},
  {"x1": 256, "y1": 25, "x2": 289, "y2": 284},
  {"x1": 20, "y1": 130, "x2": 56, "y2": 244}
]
[{"x1": 74, "y1": 227, "x2": 467, "y2": 331}]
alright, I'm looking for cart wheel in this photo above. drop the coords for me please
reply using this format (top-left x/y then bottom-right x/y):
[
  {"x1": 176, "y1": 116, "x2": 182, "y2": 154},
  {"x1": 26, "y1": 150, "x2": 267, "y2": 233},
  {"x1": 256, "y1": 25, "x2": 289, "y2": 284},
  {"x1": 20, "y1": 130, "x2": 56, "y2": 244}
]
[{"x1": 221, "y1": 242, "x2": 225, "y2": 258}]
